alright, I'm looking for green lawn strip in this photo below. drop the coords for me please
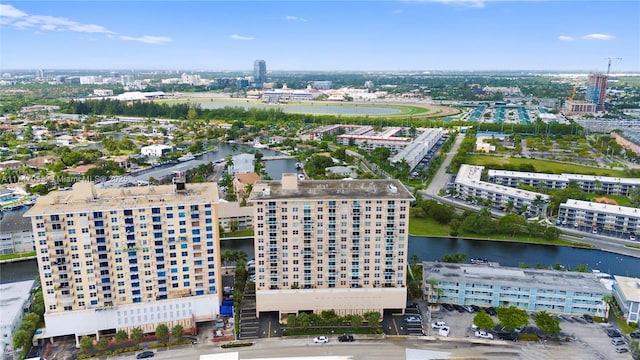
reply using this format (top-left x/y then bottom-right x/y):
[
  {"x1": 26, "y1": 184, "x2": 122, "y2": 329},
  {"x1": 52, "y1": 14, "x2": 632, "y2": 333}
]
[
  {"x1": 466, "y1": 155, "x2": 628, "y2": 177},
  {"x1": 625, "y1": 244, "x2": 640, "y2": 250},
  {"x1": 456, "y1": 232, "x2": 592, "y2": 248},
  {"x1": 224, "y1": 229, "x2": 254, "y2": 238},
  {"x1": 409, "y1": 216, "x2": 591, "y2": 248},
  {"x1": 0, "y1": 251, "x2": 37, "y2": 261},
  {"x1": 409, "y1": 216, "x2": 450, "y2": 237},
  {"x1": 615, "y1": 313, "x2": 637, "y2": 334}
]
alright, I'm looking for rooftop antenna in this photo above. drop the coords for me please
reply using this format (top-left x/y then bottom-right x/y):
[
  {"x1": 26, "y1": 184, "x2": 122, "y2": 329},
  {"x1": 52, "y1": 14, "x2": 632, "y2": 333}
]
[{"x1": 606, "y1": 57, "x2": 622, "y2": 77}]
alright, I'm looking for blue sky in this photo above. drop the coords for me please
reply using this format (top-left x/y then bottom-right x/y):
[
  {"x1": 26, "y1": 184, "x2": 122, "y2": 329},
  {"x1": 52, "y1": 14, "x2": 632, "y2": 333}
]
[{"x1": 1, "y1": 1, "x2": 638, "y2": 72}]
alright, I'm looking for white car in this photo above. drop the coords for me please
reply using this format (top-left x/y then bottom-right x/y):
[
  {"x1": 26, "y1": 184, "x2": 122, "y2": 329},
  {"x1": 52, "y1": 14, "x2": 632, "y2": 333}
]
[
  {"x1": 431, "y1": 321, "x2": 446, "y2": 329},
  {"x1": 475, "y1": 331, "x2": 494, "y2": 339},
  {"x1": 313, "y1": 336, "x2": 329, "y2": 344},
  {"x1": 405, "y1": 316, "x2": 422, "y2": 323},
  {"x1": 438, "y1": 326, "x2": 450, "y2": 337}
]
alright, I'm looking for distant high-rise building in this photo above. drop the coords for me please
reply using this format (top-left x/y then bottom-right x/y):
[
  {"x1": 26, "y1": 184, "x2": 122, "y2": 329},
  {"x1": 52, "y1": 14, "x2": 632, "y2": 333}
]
[
  {"x1": 253, "y1": 60, "x2": 267, "y2": 88},
  {"x1": 586, "y1": 73, "x2": 608, "y2": 112},
  {"x1": 37, "y1": 69, "x2": 45, "y2": 79}
]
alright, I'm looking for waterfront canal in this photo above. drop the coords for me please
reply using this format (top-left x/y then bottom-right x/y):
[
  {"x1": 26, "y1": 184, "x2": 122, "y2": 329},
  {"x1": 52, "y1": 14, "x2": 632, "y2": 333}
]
[{"x1": 3, "y1": 236, "x2": 638, "y2": 284}]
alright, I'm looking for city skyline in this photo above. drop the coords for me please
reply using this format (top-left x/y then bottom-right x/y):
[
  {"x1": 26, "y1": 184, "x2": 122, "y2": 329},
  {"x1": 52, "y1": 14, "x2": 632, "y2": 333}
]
[{"x1": 1, "y1": 1, "x2": 639, "y2": 72}]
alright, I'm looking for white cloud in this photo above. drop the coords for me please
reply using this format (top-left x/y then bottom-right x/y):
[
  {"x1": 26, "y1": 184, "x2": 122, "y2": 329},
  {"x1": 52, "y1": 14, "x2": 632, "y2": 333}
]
[
  {"x1": 1, "y1": 6, "x2": 115, "y2": 34},
  {"x1": 231, "y1": 34, "x2": 255, "y2": 41},
  {"x1": 583, "y1": 33, "x2": 615, "y2": 40},
  {"x1": 0, "y1": 4, "x2": 27, "y2": 18},
  {"x1": 285, "y1": 15, "x2": 307, "y2": 22},
  {"x1": 120, "y1": 35, "x2": 172, "y2": 44},
  {"x1": 558, "y1": 35, "x2": 574, "y2": 41},
  {"x1": 405, "y1": 0, "x2": 487, "y2": 8},
  {"x1": 1, "y1": 4, "x2": 171, "y2": 44}
]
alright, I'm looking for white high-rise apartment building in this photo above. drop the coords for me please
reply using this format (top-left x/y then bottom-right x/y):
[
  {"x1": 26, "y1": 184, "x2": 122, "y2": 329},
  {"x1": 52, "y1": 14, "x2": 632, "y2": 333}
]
[
  {"x1": 248, "y1": 174, "x2": 414, "y2": 318},
  {"x1": 24, "y1": 181, "x2": 221, "y2": 344}
]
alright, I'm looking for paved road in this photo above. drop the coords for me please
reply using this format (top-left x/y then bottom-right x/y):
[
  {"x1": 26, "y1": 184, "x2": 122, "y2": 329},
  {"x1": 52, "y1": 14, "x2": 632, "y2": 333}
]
[
  {"x1": 103, "y1": 334, "x2": 625, "y2": 360},
  {"x1": 424, "y1": 133, "x2": 464, "y2": 196}
]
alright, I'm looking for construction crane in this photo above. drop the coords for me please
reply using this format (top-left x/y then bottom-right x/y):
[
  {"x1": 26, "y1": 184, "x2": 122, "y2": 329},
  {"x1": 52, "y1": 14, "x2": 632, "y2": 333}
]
[{"x1": 607, "y1": 57, "x2": 622, "y2": 76}]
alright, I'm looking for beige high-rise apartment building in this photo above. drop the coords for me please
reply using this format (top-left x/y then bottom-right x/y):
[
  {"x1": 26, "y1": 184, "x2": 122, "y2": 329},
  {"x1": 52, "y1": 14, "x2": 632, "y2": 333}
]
[
  {"x1": 248, "y1": 174, "x2": 413, "y2": 318},
  {"x1": 24, "y1": 181, "x2": 221, "y2": 344}
]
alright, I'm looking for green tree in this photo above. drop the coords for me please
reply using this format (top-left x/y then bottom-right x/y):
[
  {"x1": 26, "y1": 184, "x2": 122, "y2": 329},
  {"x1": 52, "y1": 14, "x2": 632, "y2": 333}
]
[
  {"x1": 23, "y1": 313, "x2": 40, "y2": 325},
  {"x1": 441, "y1": 252, "x2": 467, "y2": 263},
  {"x1": 363, "y1": 311, "x2": 381, "y2": 329},
  {"x1": 155, "y1": 323, "x2": 169, "y2": 340},
  {"x1": 80, "y1": 336, "x2": 94, "y2": 353},
  {"x1": 497, "y1": 214, "x2": 527, "y2": 236},
  {"x1": 20, "y1": 320, "x2": 37, "y2": 333},
  {"x1": 12, "y1": 329, "x2": 31, "y2": 351},
  {"x1": 473, "y1": 310, "x2": 496, "y2": 330},
  {"x1": 171, "y1": 324, "x2": 184, "y2": 339},
  {"x1": 96, "y1": 337, "x2": 109, "y2": 351},
  {"x1": 115, "y1": 330, "x2": 129, "y2": 344},
  {"x1": 534, "y1": 311, "x2": 561, "y2": 335},
  {"x1": 130, "y1": 327, "x2": 144, "y2": 343},
  {"x1": 496, "y1": 306, "x2": 529, "y2": 331},
  {"x1": 573, "y1": 264, "x2": 589, "y2": 272}
]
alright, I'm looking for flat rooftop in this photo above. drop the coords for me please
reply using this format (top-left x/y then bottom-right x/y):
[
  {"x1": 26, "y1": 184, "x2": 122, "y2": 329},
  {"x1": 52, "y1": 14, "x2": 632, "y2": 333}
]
[
  {"x1": 423, "y1": 261, "x2": 608, "y2": 294},
  {"x1": 0, "y1": 280, "x2": 35, "y2": 326},
  {"x1": 456, "y1": 165, "x2": 549, "y2": 201},
  {"x1": 561, "y1": 199, "x2": 640, "y2": 218},
  {"x1": 613, "y1": 275, "x2": 640, "y2": 302},
  {"x1": 249, "y1": 175, "x2": 413, "y2": 201},
  {"x1": 25, "y1": 181, "x2": 219, "y2": 216},
  {"x1": 488, "y1": 169, "x2": 640, "y2": 185}
]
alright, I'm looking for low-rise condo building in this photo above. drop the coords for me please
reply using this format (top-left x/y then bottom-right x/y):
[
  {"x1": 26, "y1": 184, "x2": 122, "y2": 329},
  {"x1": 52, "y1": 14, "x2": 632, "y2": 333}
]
[
  {"x1": 559, "y1": 199, "x2": 640, "y2": 236},
  {"x1": 454, "y1": 165, "x2": 549, "y2": 214},
  {"x1": 488, "y1": 169, "x2": 640, "y2": 196},
  {"x1": 423, "y1": 261, "x2": 609, "y2": 316},
  {"x1": 612, "y1": 276, "x2": 640, "y2": 324}
]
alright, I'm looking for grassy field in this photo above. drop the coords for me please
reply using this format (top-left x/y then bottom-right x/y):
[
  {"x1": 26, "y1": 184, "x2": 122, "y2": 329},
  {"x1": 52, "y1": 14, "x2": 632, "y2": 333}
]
[
  {"x1": 467, "y1": 154, "x2": 629, "y2": 177},
  {"x1": 586, "y1": 194, "x2": 633, "y2": 207},
  {"x1": 409, "y1": 216, "x2": 592, "y2": 248},
  {"x1": 625, "y1": 244, "x2": 640, "y2": 250},
  {"x1": 0, "y1": 251, "x2": 36, "y2": 261},
  {"x1": 158, "y1": 97, "x2": 458, "y2": 118},
  {"x1": 409, "y1": 216, "x2": 450, "y2": 237}
]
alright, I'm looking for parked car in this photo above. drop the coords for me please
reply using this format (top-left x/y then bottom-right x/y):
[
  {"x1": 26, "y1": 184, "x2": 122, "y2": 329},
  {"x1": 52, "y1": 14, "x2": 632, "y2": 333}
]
[
  {"x1": 611, "y1": 337, "x2": 626, "y2": 346},
  {"x1": 313, "y1": 336, "x2": 329, "y2": 344},
  {"x1": 582, "y1": 314, "x2": 594, "y2": 323},
  {"x1": 136, "y1": 351, "x2": 155, "y2": 359},
  {"x1": 616, "y1": 347, "x2": 629, "y2": 353},
  {"x1": 431, "y1": 321, "x2": 446, "y2": 329},
  {"x1": 405, "y1": 316, "x2": 422, "y2": 323},
  {"x1": 475, "y1": 331, "x2": 494, "y2": 340},
  {"x1": 338, "y1": 334, "x2": 354, "y2": 342},
  {"x1": 606, "y1": 328, "x2": 623, "y2": 338},
  {"x1": 484, "y1": 307, "x2": 497, "y2": 316},
  {"x1": 441, "y1": 303, "x2": 454, "y2": 311},
  {"x1": 463, "y1": 305, "x2": 475, "y2": 313},
  {"x1": 497, "y1": 332, "x2": 518, "y2": 341},
  {"x1": 630, "y1": 331, "x2": 640, "y2": 339},
  {"x1": 438, "y1": 326, "x2": 450, "y2": 337}
]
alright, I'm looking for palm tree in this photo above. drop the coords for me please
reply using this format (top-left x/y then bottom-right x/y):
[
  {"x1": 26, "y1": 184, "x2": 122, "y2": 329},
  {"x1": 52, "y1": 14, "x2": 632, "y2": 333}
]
[{"x1": 505, "y1": 200, "x2": 515, "y2": 213}]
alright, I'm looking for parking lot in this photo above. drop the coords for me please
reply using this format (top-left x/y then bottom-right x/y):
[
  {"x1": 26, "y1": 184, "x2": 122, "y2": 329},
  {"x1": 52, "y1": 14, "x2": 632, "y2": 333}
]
[{"x1": 430, "y1": 305, "x2": 634, "y2": 359}]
